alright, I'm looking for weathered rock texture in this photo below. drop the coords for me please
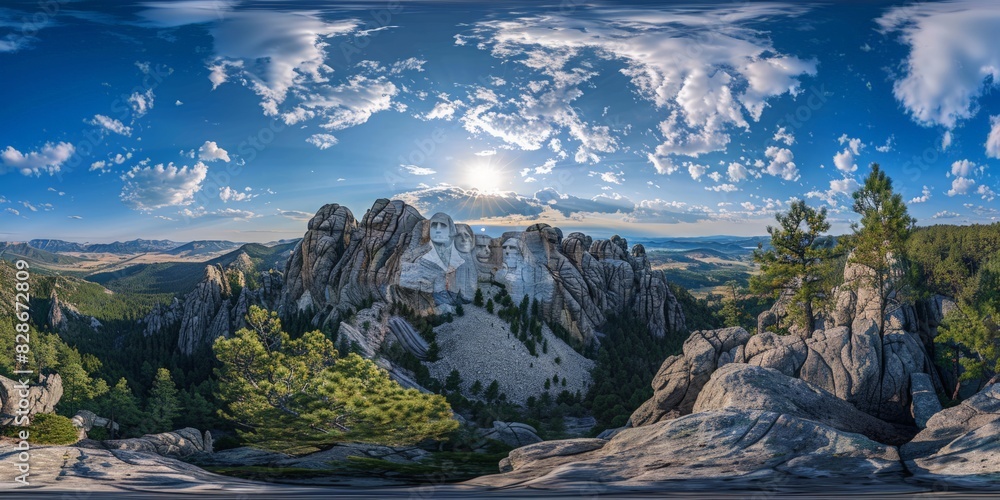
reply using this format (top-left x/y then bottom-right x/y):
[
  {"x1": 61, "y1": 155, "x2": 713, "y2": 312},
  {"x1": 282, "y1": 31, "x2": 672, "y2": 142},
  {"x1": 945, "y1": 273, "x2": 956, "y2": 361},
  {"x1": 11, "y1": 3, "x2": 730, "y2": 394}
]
[
  {"x1": 474, "y1": 409, "x2": 903, "y2": 489},
  {"x1": 693, "y1": 364, "x2": 908, "y2": 445},
  {"x1": 0, "y1": 373, "x2": 62, "y2": 425},
  {"x1": 102, "y1": 428, "x2": 213, "y2": 459},
  {"x1": 141, "y1": 258, "x2": 284, "y2": 355},
  {"x1": 281, "y1": 199, "x2": 685, "y2": 346},
  {"x1": 634, "y1": 255, "x2": 953, "y2": 426}
]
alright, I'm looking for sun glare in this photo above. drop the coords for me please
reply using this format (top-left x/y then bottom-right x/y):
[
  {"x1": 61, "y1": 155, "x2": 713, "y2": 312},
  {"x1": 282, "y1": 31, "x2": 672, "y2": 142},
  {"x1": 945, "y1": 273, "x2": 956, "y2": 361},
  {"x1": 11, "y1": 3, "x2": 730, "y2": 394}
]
[{"x1": 467, "y1": 163, "x2": 505, "y2": 194}]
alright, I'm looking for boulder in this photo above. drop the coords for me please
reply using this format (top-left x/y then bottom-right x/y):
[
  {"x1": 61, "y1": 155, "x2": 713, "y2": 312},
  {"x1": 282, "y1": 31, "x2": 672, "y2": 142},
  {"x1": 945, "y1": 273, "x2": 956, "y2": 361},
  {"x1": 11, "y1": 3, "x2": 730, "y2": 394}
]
[
  {"x1": 0, "y1": 373, "x2": 62, "y2": 425},
  {"x1": 479, "y1": 421, "x2": 543, "y2": 448},
  {"x1": 629, "y1": 327, "x2": 751, "y2": 426},
  {"x1": 909, "y1": 372, "x2": 942, "y2": 429},
  {"x1": 902, "y1": 382, "x2": 1000, "y2": 487},
  {"x1": 103, "y1": 428, "x2": 211, "y2": 459},
  {"x1": 474, "y1": 409, "x2": 903, "y2": 488},
  {"x1": 694, "y1": 364, "x2": 908, "y2": 445},
  {"x1": 504, "y1": 438, "x2": 607, "y2": 472}
]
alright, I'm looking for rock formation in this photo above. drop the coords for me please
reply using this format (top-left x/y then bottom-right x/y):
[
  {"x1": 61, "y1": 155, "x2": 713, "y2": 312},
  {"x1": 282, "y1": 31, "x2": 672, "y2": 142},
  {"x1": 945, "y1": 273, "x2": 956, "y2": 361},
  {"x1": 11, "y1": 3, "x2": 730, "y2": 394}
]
[
  {"x1": 0, "y1": 373, "x2": 63, "y2": 425},
  {"x1": 281, "y1": 199, "x2": 685, "y2": 346},
  {"x1": 102, "y1": 427, "x2": 213, "y2": 459}
]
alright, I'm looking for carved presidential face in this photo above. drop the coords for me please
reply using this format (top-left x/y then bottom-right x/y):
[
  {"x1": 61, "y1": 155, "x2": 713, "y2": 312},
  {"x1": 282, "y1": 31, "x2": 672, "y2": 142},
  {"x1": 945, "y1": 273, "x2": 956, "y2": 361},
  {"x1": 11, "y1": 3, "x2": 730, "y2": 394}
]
[
  {"x1": 455, "y1": 226, "x2": 474, "y2": 253},
  {"x1": 502, "y1": 238, "x2": 523, "y2": 268},
  {"x1": 429, "y1": 213, "x2": 454, "y2": 246},
  {"x1": 475, "y1": 235, "x2": 492, "y2": 262}
]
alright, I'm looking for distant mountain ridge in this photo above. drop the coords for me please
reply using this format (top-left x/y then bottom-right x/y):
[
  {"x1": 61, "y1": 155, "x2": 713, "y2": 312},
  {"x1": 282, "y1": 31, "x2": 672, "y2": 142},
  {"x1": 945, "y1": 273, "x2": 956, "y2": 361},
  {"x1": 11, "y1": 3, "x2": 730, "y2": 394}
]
[{"x1": 28, "y1": 238, "x2": 181, "y2": 254}]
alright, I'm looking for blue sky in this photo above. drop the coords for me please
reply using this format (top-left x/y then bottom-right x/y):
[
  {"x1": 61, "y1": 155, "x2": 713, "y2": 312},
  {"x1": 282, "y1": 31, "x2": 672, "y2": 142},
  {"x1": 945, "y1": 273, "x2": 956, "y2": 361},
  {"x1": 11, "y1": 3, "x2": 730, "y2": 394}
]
[{"x1": 1, "y1": 0, "x2": 999, "y2": 243}]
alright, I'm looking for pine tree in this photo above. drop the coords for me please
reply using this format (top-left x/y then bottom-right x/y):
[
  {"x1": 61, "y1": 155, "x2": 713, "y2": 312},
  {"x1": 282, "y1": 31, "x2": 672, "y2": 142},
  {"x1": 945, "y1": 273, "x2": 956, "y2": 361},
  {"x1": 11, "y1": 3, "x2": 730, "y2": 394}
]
[
  {"x1": 145, "y1": 368, "x2": 181, "y2": 433},
  {"x1": 214, "y1": 306, "x2": 457, "y2": 450},
  {"x1": 750, "y1": 199, "x2": 832, "y2": 335},
  {"x1": 473, "y1": 288, "x2": 484, "y2": 307},
  {"x1": 102, "y1": 378, "x2": 142, "y2": 438},
  {"x1": 847, "y1": 163, "x2": 915, "y2": 336}
]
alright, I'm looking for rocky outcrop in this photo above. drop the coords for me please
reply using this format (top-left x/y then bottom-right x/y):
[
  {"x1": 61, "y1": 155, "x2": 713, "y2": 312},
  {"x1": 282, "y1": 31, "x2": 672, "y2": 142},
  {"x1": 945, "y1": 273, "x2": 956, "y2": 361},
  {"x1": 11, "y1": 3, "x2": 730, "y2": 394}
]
[
  {"x1": 281, "y1": 199, "x2": 685, "y2": 347},
  {"x1": 693, "y1": 364, "x2": 908, "y2": 445},
  {"x1": 177, "y1": 265, "x2": 231, "y2": 355},
  {"x1": 71, "y1": 409, "x2": 119, "y2": 438},
  {"x1": 634, "y1": 319, "x2": 933, "y2": 425},
  {"x1": 103, "y1": 428, "x2": 213, "y2": 459},
  {"x1": 629, "y1": 327, "x2": 751, "y2": 426},
  {"x1": 0, "y1": 373, "x2": 62, "y2": 425},
  {"x1": 387, "y1": 316, "x2": 429, "y2": 360},
  {"x1": 901, "y1": 381, "x2": 1000, "y2": 485},
  {"x1": 143, "y1": 261, "x2": 284, "y2": 355},
  {"x1": 475, "y1": 409, "x2": 903, "y2": 489}
]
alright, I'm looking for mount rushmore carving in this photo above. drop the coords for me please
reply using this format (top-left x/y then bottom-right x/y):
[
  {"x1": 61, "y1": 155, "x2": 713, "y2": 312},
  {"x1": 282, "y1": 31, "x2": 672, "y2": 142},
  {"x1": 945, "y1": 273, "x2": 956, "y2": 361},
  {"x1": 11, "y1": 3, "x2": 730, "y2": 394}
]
[{"x1": 281, "y1": 199, "x2": 685, "y2": 346}]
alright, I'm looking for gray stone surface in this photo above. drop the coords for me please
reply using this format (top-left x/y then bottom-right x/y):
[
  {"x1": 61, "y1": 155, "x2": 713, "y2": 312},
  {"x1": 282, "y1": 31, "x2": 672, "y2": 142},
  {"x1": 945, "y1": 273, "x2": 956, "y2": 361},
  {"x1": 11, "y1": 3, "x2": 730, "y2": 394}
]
[
  {"x1": 910, "y1": 372, "x2": 942, "y2": 429},
  {"x1": 103, "y1": 427, "x2": 212, "y2": 459},
  {"x1": 479, "y1": 421, "x2": 543, "y2": 448},
  {"x1": 901, "y1": 382, "x2": 1000, "y2": 487},
  {"x1": 0, "y1": 373, "x2": 62, "y2": 425},
  {"x1": 694, "y1": 364, "x2": 907, "y2": 445},
  {"x1": 474, "y1": 409, "x2": 903, "y2": 488},
  {"x1": 629, "y1": 327, "x2": 751, "y2": 426},
  {"x1": 426, "y1": 303, "x2": 593, "y2": 406}
]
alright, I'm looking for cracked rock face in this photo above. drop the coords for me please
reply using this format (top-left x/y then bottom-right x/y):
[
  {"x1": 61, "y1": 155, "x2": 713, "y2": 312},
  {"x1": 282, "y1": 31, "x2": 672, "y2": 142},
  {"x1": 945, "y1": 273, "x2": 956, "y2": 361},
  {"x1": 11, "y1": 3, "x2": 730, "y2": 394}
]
[
  {"x1": 280, "y1": 199, "x2": 686, "y2": 346},
  {"x1": 473, "y1": 409, "x2": 902, "y2": 489},
  {"x1": 0, "y1": 373, "x2": 63, "y2": 425}
]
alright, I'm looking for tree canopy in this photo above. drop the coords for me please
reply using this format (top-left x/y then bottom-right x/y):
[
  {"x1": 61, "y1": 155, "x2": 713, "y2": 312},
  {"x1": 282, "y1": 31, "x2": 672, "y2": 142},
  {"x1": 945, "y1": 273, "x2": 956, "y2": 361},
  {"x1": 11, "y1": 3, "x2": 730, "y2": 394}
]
[
  {"x1": 846, "y1": 163, "x2": 915, "y2": 335},
  {"x1": 751, "y1": 199, "x2": 832, "y2": 334},
  {"x1": 213, "y1": 306, "x2": 458, "y2": 452}
]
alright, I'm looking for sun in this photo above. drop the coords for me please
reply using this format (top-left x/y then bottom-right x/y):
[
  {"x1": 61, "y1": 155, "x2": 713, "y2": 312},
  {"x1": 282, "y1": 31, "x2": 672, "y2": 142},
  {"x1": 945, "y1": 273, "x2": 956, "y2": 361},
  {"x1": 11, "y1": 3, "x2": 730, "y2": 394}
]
[{"x1": 466, "y1": 163, "x2": 505, "y2": 194}]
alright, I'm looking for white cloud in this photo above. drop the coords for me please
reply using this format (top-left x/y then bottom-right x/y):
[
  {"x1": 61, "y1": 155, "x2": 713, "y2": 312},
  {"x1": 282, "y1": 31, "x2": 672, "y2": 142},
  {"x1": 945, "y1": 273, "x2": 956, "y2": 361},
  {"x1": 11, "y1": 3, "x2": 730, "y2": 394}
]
[
  {"x1": 128, "y1": 89, "x2": 155, "y2": 118},
  {"x1": 933, "y1": 210, "x2": 961, "y2": 219},
  {"x1": 1, "y1": 142, "x2": 75, "y2": 176},
  {"x1": 951, "y1": 159, "x2": 976, "y2": 177},
  {"x1": 470, "y1": 6, "x2": 815, "y2": 166},
  {"x1": 909, "y1": 185, "x2": 931, "y2": 204},
  {"x1": 876, "y1": 135, "x2": 895, "y2": 153},
  {"x1": 120, "y1": 162, "x2": 208, "y2": 210},
  {"x1": 288, "y1": 74, "x2": 400, "y2": 130},
  {"x1": 987, "y1": 115, "x2": 1000, "y2": 158},
  {"x1": 773, "y1": 126, "x2": 794, "y2": 146},
  {"x1": 181, "y1": 207, "x2": 259, "y2": 220},
  {"x1": 764, "y1": 146, "x2": 798, "y2": 181},
  {"x1": 421, "y1": 97, "x2": 459, "y2": 121},
  {"x1": 727, "y1": 162, "x2": 749, "y2": 182},
  {"x1": 5, "y1": 208, "x2": 20, "y2": 216},
  {"x1": 830, "y1": 177, "x2": 860, "y2": 195},
  {"x1": 89, "y1": 115, "x2": 132, "y2": 136},
  {"x1": 474, "y1": 149, "x2": 496, "y2": 156},
  {"x1": 878, "y1": 1, "x2": 1000, "y2": 128},
  {"x1": 687, "y1": 163, "x2": 708, "y2": 181},
  {"x1": 706, "y1": 183, "x2": 738, "y2": 192},
  {"x1": 305, "y1": 133, "x2": 338, "y2": 150},
  {"x1": 402, "y1": 164, "x2": 436, "y2": 176},
  {"x1": 219, "y1": 186, "x2": 253, "y2": 203},
  {"x1": 68, "y1": 215, "x2": 82, "y2": 219},
  {"x1": 624, "y1": 199, "x2": 707, "y2": 224},
  {"x1": 941, "y1": 130, "x2": 953, "y2": 150},
  {"x1": 534, "y1": 158, "x2": 557, "y2": 175},
  {"x1": 198, "y1": 141, "x2": 231, "y2": 162},
  {"x1": 599, "y1": 171, "x2": 623, "y2": 184},
  {"x1": 90, "y1": 160, "x2": 107, "y2": 172},
  {"x1": 833, "y1": 134, "x2": 864, "y2": 173},
  {"x1": 978, "y1": 184, "x2": 996, "y2": 201},
  {"x1": 175, "y1": 100, "x2": 184, "y2": 106},
  {"x1": 947, "y1": 176, "x2": 976, "y2": 196},
  {"x1": 648, "y1": 153, "x2": 678, "y2": 175}
]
